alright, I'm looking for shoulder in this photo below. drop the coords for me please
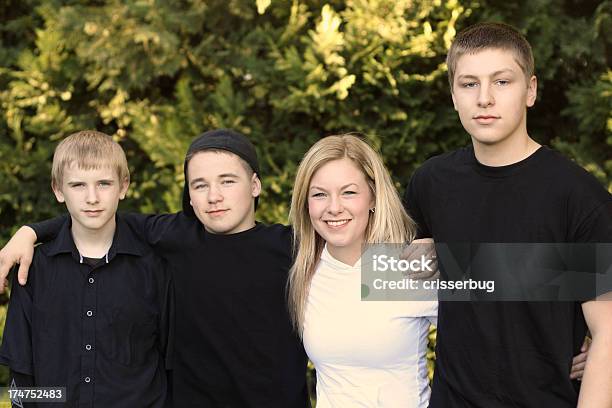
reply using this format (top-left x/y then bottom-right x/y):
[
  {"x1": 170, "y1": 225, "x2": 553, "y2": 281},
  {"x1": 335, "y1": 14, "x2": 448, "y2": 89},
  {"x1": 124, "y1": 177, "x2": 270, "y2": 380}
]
[
  {"x1": 253, "y1": 222, "x2": 293, "y2": 243},
  {"x1": 250, "y1": 223, "x2": 293, "y2": 255},
  {"x1": 538, "y1": 147, "x2": 610, "y2": 201},
  {"x1": 412, "y1": 146, "x2": 473, "y2": 180},
  {"x1": 255, "y1": 222, "x2": 292, "y2": 237}
]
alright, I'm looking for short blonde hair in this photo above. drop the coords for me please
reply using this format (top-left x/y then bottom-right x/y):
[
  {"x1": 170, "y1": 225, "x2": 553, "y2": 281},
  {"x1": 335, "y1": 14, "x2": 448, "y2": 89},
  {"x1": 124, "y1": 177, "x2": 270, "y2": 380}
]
[
  {"x1": 51, "y1": 130, "x2": 130, "y2": 189},
  {"x1": 447, "y1": 22, "x2": 535, "y2": 89},
  {"x1": 288, "y1": 134, "x2": 416, "y2": 334}
]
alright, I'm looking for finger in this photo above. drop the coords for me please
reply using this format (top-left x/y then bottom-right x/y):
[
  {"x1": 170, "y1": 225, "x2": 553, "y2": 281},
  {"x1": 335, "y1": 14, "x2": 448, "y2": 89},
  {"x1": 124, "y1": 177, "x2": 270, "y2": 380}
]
[
  {"x1": 17, "y1": 259, "x2": 31, "y2": 286},
  {"x1": 572, "y1": 352, "x2": 588, "y2": 364},
  {"x1": 424, "y1": 244, "x2": 436, "y2": 258},
  {"x1": 571, "y1": 361, "x2": 587, "y2": 372},
  {"x1": 570, "y1": 367, "x2": 586, "y2": 379},
  {"x1": 406, "y1": 268, "x2": 440, "y2": 281},
  {"x1": 581, "y1": 337, "x2": 592, "y2": 352},
  {"x1": 570, "y1": 370, "x2": 584, "y2": 380},
  {"x1": 401, "y1": 244, "x2": 418, "y2": 260}
]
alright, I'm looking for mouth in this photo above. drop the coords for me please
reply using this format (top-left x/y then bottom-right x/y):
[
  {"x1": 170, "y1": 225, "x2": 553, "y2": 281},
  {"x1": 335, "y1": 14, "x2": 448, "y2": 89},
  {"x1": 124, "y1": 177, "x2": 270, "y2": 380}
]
[
  {"x1": 83, "y1": 210, "x2": 103, "y2": 217},
  {"x1": 473, "y1": 115, "x2": 500, "y2": 124},
  {"x1": 207, "y1": 209, "x2": 229, "y2": 217},
  {"x1": 324, "y1": 219, "x2": 351, "y2": 228}
]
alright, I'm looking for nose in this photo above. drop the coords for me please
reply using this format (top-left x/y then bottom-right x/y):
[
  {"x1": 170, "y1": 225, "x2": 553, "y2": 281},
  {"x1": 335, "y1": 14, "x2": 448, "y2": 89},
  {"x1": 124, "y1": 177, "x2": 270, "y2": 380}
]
[
  {"x1": 327, "y1": 194, "x2": 344, "y2": 215},
  {"x1": 85, "y1": 185, "x2": 99, "y2": 204},
  {"x1": 207, "y1": 183, "x2": 223, "y2": 204},
  {"x1": 477, "y1": 83, "x2": 494, "y2": 108}
]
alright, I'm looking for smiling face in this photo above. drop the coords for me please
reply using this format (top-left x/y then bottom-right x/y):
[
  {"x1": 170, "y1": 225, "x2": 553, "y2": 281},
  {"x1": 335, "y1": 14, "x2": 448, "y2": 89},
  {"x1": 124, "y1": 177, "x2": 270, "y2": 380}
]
[
  {"x1": 187, "y1": 150, "x2": 261, "y2": 235},
  {"x1": 53, "y1": 163, "x2": 128, "y2": 236},
  {"x1": 451, "y1": 48, "x2": 537, "y2": 150},
  {"x1": 307, "y1": 158, "x2": 374, "y2": 264}
]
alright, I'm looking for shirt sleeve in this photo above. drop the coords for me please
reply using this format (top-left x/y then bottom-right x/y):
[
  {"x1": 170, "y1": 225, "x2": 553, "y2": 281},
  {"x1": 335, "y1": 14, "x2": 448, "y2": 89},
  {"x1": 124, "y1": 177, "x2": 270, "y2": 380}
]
[
  {"x1": 403, "y1": 168, "x2": 432, "y2": 239},
  {"x1": 121, "y1": 212, "x2": 180, "y2": 248},
  {"x1": 0, "y1": 268, "x2": 34, "y2": 376},
  {"x1": 8, "y1": 370, "x2": 36, "y2": 408},
  {"x1": 27, "y1": 215, "x2": 67, "y2": 244},
  {"x1": 566, "y1": 177, "x2": 612, "y2": 300}
]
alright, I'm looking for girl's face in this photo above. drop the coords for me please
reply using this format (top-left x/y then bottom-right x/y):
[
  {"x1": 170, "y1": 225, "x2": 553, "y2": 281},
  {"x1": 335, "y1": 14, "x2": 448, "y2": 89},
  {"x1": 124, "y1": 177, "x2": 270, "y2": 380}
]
[{"x1": 308, "y1": 158, "x2": 374, "y2": 265}]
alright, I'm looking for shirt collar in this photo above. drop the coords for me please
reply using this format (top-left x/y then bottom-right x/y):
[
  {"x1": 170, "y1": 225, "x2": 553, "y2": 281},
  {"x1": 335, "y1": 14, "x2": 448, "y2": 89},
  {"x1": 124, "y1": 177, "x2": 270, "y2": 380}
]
[{"x1": 44, "y1": 214, "x2": 148, "y2": 262}]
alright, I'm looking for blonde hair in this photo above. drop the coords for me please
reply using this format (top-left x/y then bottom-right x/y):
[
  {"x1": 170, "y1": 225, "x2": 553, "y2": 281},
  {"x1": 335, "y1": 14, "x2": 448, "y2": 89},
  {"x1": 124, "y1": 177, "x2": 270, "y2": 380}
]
[
  {"x1": 447, "y1": 22, "x2": 535, "y2": 89},
  {"x1": 288, "y1": 134, "x2": 416, "y2": 334},
  {"x1": 51, "y1": 130, "x2": 130, "y2": 189}
]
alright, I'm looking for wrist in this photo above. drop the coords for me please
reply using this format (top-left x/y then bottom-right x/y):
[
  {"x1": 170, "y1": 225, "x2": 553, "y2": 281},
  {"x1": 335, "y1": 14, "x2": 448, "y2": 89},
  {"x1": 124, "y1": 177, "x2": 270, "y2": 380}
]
[{"x1": 18, "y1": 225, "x2": 38, "y2": 243}]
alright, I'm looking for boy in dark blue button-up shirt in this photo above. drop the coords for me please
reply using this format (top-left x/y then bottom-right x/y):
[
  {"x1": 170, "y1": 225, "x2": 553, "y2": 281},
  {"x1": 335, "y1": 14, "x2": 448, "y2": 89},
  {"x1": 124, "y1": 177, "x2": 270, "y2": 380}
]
[{"x1": 0, "y1": 130, "x2": 172, "y2": 408}]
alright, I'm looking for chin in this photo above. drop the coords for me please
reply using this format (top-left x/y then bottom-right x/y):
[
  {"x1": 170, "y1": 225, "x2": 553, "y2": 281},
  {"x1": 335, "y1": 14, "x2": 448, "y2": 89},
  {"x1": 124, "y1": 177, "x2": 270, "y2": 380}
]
[
  {"x1": 471, "y1": 133, "x2": 508, "y2": 146},
  {"x1": 204, "y1": 220, "x2": 237, "y2": 235}
]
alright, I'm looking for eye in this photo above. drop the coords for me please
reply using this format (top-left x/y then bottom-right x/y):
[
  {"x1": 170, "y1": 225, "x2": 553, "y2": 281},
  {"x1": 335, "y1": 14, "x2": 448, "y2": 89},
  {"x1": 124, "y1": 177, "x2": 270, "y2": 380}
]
[
  {"x1": 311, "y1": 192, "x2": 326, "y2": 198},
  {"x1": 193, "y1": 183, "x2": 208, "y2": 190},
  {"x1": 71, "y1": 183, "x2": 85, "y2": 189},
  {"x1": 343, "y1": 190, "x2": 357, "y2": 196},
  {"x1": 460, "y1": 82, "x2": 478, "y2": 89},
  {"x1": 495, "y1": 79, "x2": 510, "y2": 86},
  {"x1": 221, "y1": 179, "x2": 236, "y2": 185},
  {"x1": 98, "y1": 181, "x2": 112, "y2": 187}
]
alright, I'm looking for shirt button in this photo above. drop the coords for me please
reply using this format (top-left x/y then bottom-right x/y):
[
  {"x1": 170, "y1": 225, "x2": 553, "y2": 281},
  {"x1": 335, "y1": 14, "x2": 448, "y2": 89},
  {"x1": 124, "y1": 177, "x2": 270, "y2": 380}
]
[
  {"x1": 86, "y1": 311, "x2": 93, "y2": 317},
  {"x1": 85, "y1": 344, "x2": 92, "y2": 351},
  {"x1": 88, "y1": 277, "x2": 94, "y2": 284},
  {"x1": 84, "y1": 377, "x2": 91, "y2": 383}
]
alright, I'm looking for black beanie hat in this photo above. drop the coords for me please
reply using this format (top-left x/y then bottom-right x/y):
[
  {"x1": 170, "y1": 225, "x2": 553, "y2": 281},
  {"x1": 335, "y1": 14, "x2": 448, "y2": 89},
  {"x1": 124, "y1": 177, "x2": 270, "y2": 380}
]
[{"x1": 182, "y1": 129, "x2": 260, "y2": 216}]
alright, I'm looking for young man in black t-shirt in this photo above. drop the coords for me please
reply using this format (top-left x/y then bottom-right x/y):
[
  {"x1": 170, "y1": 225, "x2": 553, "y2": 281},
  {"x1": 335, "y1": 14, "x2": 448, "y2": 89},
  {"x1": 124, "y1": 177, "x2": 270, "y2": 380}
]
[
  {"x1": 0, "y1": 129, "x2": 310, "y2": 408},
  {"x1": 404, "y1": 22, "x2": 612, "y2": 407}
]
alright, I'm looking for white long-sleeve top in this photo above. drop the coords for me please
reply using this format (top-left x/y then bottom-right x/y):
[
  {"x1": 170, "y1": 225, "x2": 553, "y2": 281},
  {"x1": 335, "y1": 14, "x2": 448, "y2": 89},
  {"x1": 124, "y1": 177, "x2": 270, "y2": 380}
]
[{"x1": 303, "y1": 245, "x2": 438, "y2": 408}]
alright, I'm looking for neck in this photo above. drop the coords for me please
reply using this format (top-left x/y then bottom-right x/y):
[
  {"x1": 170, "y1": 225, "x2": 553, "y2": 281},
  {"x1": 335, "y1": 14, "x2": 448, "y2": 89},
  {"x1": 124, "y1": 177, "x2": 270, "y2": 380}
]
[
  {"x1": 327, "y1": 241, "x2": 362, "y2": 267},
  {"x1": 472, "y1": 121, "x2": 540, "y2": 166},
  {"x1": 71, "y1": 217, "x2": 116, "y2": 258}
]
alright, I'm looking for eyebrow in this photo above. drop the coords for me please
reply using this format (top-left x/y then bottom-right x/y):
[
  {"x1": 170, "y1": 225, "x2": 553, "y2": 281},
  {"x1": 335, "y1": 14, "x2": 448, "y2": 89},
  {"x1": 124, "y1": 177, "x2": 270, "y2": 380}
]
[
  {"x1": 457, "y1": 69, "x2": 516, "y2": 80},
  {"x1": 67, "y1": 179, "x2": 115, "y2": 185},
  {"x1": 309, "y1": 183, "x2": 359, "y2": 191},
  {"x1": 189, "y1": 173, "x2": 240, "y2": 186}
]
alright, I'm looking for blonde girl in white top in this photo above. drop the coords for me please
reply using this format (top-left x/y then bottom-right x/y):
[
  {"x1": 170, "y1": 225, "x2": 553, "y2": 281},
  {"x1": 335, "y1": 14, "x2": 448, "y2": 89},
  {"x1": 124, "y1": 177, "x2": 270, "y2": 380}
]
[{"x1": 288, "y1": 134, "x2": 437, "y2": 407}]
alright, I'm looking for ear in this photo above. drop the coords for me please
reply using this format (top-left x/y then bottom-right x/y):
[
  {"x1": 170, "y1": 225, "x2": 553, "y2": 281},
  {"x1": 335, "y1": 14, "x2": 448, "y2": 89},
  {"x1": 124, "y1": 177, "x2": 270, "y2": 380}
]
[
  {"x1": 52, "y1": 183, "x2": 65, "y2": 203},
  {"x1": 119, "y1": 178, "x2": 130, "y2": 200},
  {"x1": 251, "y1": 173, "x2": 262, "y2": 198},
  {"x1": 526, "y1": 75, "x2": 537, "y2": 107}
]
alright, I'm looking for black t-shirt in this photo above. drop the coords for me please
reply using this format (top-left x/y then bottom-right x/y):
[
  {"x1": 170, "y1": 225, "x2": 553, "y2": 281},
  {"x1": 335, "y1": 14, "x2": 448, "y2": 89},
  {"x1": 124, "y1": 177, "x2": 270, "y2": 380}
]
[
  {"x1": 1, "y1": 215, "x2": 172, "y2": 408},
  {"x1": 125, "y1": 214, "x2": 309, "y2": 408},
  {"x1": 33, "y1": 213, "x2": 309, "y2": 408},
  {"x1": 404, "y1": 145, "x2": 612, "y2": 407}
]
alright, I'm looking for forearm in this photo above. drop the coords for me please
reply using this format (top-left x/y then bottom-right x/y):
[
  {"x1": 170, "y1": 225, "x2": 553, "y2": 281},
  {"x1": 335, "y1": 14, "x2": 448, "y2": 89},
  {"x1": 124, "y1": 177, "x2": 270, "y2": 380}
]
[{"x1": 577, "y1": 330, "x2": 612, "y2": 407}]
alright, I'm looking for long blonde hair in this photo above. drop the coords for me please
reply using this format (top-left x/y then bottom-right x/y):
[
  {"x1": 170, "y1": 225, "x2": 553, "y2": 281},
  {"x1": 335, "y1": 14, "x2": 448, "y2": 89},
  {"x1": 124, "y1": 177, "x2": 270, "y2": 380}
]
[{"x1": 288, "y1": 134, "x2": 415, "y2": 334}]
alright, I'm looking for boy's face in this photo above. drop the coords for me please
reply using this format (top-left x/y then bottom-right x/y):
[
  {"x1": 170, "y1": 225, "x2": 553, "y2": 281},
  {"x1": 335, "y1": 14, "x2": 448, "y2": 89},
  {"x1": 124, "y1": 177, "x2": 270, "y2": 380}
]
[
  {"x1": 451, "y1": 48, "x2": 537, "y2": 148},
  {"x1": 53, "y1": 164, "x2": 128, "y2": 234},
  {"x1": 187, "y1": 151, "x2": 261, "y2": 235}
]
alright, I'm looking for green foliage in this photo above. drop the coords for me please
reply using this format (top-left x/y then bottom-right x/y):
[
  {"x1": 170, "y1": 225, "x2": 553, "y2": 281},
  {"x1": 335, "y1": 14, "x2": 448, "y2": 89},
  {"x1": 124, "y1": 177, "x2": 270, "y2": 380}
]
[{"x1": 0, "y1": 0, "x2": 610, "y2": 391}]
